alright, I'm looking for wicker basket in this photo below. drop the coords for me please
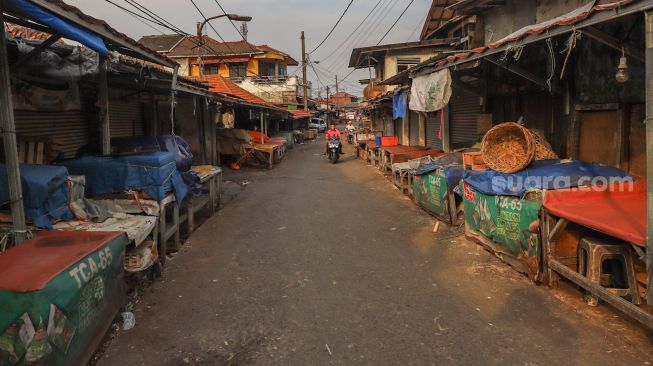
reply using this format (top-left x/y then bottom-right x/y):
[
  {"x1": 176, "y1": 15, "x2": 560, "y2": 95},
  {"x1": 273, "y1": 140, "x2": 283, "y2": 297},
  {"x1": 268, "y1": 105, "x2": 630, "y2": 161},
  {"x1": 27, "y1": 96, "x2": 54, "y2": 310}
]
[
  {"x1": 481, "y1": 122, "x2": 536, "y2": 173},
  {"x1": 530, "y1": 129, "x2": 558, "y2": 160}
]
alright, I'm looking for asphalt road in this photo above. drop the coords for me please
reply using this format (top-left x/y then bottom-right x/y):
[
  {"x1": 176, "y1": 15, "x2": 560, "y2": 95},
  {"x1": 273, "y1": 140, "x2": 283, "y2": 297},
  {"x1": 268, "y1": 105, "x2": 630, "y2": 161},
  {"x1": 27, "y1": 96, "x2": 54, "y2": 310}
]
[{"x1": 99, "y1": 138, "x2": 653, "y2": 366}]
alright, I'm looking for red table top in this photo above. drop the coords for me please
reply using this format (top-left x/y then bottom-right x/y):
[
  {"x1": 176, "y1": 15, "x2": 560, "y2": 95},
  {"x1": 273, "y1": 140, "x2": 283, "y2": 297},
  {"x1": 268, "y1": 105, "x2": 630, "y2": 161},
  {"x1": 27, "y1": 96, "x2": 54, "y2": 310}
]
[
  {"x1": 381, "y1": 146, "x2": 426, "y2": 154},
  {"x1": 0, "y1": 231, "x2": 124, "y2": 292},
  {"x1": 393, "y1": 150, "x2": 445, "y2": 159},
  {"x1": 543, "y1": 182, "x2": 646, "y2": 246}
]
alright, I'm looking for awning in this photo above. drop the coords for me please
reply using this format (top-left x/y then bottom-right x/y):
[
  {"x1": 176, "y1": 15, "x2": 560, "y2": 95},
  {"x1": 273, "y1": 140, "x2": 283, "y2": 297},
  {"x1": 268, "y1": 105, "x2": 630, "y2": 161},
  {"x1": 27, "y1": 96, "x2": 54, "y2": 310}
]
[
  {"x1": 416, "y1": 0, "x2": 652, "y2": 75},
  {"x1": 289, "y1": 109, "x2": 313, "y2": 119},
  {"x1": 6, "y1": 0, "x2": 108, "y2": 55}
]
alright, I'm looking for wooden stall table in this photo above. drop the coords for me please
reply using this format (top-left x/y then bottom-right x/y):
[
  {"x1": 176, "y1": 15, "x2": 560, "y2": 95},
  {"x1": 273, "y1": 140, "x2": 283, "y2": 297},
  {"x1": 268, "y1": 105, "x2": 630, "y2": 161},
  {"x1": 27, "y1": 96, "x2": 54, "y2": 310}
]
[
  {"x1": 240, "y1": 141, "x2": 285, "y2": 169},
  {"x1": 356, "y1": 140, "x2": 374, "y2": 160},
  {"x1": 379, "y1": 146, "x2": 427, "y2": 174},
  {"x1": 159, "y1": 193, "x2": 180, "y2": 252},
  {"x1": 541, "y1": 181, "x2": 653, "y2": 328},
  {"x1": 365, "y1": 141, "x2": 379, "y2": 166},
  {"x1": 181, "y1": 166, "x2": 223, "y2": 234}
]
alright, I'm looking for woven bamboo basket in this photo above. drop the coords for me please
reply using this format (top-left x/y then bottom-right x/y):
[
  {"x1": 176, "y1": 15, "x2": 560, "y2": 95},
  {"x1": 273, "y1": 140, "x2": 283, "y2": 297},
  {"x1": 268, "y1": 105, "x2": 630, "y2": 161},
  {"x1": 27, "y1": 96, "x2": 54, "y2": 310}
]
[
  {"x1": 481, "y1": 122, "x2": 536, "y2": 173},
  {"x1": 530, "y1": 129, "x2": 558, "y2": 160}
]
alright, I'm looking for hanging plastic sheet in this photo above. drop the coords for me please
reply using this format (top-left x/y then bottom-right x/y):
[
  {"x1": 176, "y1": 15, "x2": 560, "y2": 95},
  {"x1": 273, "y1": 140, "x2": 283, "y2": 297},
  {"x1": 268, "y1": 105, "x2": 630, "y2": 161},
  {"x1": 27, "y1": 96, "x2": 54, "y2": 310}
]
[
  {"x1": 392, "y1": 92, "x2": 407, "y2": 120},
  {"x1": 6, "y1": 0, "x2": 108, "y2": 56},
  {"x1": 463, "y1": 160, "x2": 632, "y2": 197},
  {"x1": 409, "y1": 69, "x2": 452, "y2": 112}
]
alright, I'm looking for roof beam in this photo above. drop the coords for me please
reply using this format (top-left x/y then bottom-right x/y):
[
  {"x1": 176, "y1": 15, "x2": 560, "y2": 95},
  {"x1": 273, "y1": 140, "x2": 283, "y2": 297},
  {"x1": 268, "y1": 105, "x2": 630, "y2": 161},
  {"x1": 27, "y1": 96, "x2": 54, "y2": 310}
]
[
  {"x1": 485, "y1": 57, "x2": 564, "y2": 95},
  {"x1": 582, "y1": 26, "x2": 645, "y2": 63}
]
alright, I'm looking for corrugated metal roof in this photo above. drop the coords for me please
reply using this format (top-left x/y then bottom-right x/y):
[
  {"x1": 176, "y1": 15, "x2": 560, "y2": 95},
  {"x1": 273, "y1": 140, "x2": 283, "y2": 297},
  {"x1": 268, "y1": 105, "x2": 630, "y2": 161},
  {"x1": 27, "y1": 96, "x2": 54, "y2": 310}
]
[
  {"x1": 16, "y1": 0, "x2": 177, "y2": 67},
  {"x1": 138, "y1": 34, "x2": 184, "y2": 53}
]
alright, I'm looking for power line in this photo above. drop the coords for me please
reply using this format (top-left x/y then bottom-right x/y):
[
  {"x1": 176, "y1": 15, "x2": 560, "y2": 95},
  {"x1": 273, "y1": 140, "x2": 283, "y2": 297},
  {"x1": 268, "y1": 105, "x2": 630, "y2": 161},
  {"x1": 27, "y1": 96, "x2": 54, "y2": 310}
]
[
  {"x1": 308, "y1": 0, "x2": 355, "y2": 54},
  {"x1": 376, "y1": 0, "x2": 416, "y2": 45},
  {"x1": 211, "y1": 0, "x2": 259, "y2": 53},
  {"x1": 317, "y1": 0, "x2": 383, "y2": 62},
  {"x1": 406, "y1": 11, "x2": 429, "y2": 41}
]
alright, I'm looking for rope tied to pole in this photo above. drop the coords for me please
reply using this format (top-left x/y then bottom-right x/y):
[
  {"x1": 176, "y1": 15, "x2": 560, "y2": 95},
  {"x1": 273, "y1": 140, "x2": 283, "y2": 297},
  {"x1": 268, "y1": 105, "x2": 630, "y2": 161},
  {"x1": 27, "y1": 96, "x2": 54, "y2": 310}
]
[{"x1": 560, "y1": 29, "x2": 581, "y2": 79}]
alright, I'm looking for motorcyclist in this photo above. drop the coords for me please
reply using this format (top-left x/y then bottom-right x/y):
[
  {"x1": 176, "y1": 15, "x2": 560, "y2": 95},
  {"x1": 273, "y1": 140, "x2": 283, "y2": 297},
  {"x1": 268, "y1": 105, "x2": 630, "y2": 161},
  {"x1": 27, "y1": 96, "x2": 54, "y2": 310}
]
[
  {"x1": 345, "y1": 121, "x2": 356, "y2": 142},
  {"x1": 323, "y1": 124, "x2": 343, "y2": 155}
]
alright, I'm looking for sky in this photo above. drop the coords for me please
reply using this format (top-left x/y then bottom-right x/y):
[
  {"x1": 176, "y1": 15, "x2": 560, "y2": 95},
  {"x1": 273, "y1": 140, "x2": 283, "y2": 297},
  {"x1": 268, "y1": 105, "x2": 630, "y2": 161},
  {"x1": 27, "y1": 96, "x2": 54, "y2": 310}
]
[{"x1": 66, "y1": 0, "x2": 433, "y2": 97}]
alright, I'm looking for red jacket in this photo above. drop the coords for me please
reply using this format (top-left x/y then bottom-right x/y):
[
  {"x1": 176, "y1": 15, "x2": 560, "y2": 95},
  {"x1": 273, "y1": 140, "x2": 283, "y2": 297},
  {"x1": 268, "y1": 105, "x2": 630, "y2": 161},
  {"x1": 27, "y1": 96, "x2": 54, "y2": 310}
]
[{"x1": 325, "y1": 129, "x2": 341, "y2": 140}]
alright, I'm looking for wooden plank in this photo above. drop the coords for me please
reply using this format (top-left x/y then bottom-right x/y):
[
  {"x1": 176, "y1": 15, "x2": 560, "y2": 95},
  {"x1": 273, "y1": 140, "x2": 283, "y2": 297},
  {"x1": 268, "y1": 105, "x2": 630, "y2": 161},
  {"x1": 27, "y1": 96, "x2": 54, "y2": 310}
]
[
  {"x1": 26, "y1": 142, "x2": 35, "y2": 164},
  {"x1": 550, "y1": 260, "x2": 653, "y2": 329},
  {"x1": 35, "y1": 142, "x2": 44, "y2": 165}
]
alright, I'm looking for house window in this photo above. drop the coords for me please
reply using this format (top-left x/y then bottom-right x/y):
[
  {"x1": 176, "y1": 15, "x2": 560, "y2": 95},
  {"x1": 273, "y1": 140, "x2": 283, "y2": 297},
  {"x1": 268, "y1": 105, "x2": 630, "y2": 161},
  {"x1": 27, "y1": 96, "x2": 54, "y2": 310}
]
[
  {"x1": 278, "y1": 64, "x2": 287, "y2": 78},
  {"x1": 203, "y1": 64, "x2": 219, "y2": 75},
  {"x1": 229, "y1": 63, "x2": 247, "y2": 80},
  {"x1": 258, "y1": 61, "x2": 276, "y2": 78},
  {"x1": 396, "y1": 58, "x2": 421, "y2": 74}
]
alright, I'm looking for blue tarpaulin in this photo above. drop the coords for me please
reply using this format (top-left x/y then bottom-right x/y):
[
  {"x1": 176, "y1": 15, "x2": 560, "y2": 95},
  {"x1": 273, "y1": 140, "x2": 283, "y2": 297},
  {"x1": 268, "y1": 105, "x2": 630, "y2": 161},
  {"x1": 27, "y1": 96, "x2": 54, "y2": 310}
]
[
  {"x1": 392, "y1": 92, "x2": 407, "y2": 120},
  {"x1": 61, "y1": 152, "x2": 187, "y2": 203},
  {"x1": 0, "y1": 164, "x2": 72, "y2": 229},
  {"x1": 463, "y1": 160, "x2": 632, "y2": 197},
  {"x1": 7, "y1": 0, "x2": 108, "y2": 55},
  {"x1": 416, "y1": 153, "x2": 464, "y2": 188}
]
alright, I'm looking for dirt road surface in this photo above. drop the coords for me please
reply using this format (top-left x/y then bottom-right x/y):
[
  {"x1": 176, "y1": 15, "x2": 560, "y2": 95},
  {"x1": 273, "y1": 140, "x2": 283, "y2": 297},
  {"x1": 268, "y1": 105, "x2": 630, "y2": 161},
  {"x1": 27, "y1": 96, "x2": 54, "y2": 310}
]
[{"x1": 98, "y1": 139, "x2": 653, "y2": 366}]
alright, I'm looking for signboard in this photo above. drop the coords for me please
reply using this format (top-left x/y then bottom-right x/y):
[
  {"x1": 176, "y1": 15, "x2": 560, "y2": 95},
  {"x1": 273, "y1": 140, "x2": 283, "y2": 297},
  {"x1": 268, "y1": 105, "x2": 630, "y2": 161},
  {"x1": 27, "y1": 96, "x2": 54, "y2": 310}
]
[
  {"x1": 0, "y1": 234, "x2": 126, "y2": 365},
  {"x1": 463, "y1": 182, "x2": 541, "y2": 260},
  {"x1": 413, "y1": 169, "x2": 449, "y2": 218}
]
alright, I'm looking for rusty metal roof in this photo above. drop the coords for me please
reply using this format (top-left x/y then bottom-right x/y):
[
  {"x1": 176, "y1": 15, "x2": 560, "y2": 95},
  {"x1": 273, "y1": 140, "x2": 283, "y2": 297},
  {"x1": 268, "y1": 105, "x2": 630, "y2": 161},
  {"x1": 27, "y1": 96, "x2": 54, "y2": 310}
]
[
  {"x1": 348, "y1": 38, "x2": 455, "y2": 68},
  {"x1": 419, "y1": 0, "x2": 460, "y2": 40},
  {"x1": 6, "y1": 0, "x2": 177, "y2": 67}
]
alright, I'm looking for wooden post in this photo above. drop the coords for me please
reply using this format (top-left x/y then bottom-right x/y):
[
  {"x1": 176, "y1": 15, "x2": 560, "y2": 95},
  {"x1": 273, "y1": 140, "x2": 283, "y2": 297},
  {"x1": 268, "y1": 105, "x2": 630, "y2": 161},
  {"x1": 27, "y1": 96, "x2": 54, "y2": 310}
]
[
  {"x1": 211, "y1": 100, "x2": 220, "y2": 165},
  {"x1": 98, "y1": 57, "x2": 111, "y2": 155},
  {"x1": 442, "y1": 106, "x2": 451, "y2": 152},
  {"x1": 260, "y1": 111, "x2": 264, "y2": 144},
  {"x1": 645, "y1": 10, "x2": 653, "y2": 305},
  {"x1": 0, "y1": 14, "x2": 26, "y2": 243}
]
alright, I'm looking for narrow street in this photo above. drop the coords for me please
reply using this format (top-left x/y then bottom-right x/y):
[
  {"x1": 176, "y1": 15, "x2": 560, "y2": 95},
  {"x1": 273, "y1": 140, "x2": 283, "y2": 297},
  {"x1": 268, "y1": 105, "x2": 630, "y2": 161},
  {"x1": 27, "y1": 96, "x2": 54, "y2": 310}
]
[{"x1": 99, "y1": 141, "x2": 653, "y2": 366}]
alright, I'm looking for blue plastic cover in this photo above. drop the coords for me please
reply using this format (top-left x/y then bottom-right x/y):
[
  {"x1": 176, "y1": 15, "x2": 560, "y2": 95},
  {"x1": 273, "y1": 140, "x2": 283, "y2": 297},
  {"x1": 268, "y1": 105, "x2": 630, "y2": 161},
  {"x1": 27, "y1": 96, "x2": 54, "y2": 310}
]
[
  {"x1": 463, "y1": 160, "x2": 632, "y2": 197},
  {"x1": 415, "y1": 153, "x2": 464, "y2": 188},
  {"x1": 7, "y1": 0, "x2": 108, "y2": 55},
  {"x1": 61, "y1": 152, "x2": 187, "y2": 203},
  {"x1": 392, "y1": 92, "x2": 407, "y2": 120},
  {"x1": 0, "y1": 164, "x2": 73, "y2": 229}
]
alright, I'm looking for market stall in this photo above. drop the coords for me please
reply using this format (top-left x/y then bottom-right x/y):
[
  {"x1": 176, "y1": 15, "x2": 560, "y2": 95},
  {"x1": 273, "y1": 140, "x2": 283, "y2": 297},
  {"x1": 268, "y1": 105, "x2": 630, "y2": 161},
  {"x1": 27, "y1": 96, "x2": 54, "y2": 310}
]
[
  {"x1": 0, "y1": 231, "x2": 128, "y2": 365},
  {"x1": 462, "y1": 160, "x2": 632, "y2": 281},
  {"x1": 411, "y1": 153, "x2": 464, "y2": 225},
  {"x1": 541, "y1": 180, "x2": 651, "y2": 326}
]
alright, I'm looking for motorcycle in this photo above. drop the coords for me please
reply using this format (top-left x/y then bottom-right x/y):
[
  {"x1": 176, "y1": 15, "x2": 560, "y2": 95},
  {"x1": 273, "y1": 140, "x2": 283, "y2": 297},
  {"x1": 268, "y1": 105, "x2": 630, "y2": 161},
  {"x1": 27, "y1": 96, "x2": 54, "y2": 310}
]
[
  {"x1": 327, "y1": 137, "x2": 342, "y2": 164},
  {"x1": 347, "y1": 131, "x2": 354, "y2": 144}
]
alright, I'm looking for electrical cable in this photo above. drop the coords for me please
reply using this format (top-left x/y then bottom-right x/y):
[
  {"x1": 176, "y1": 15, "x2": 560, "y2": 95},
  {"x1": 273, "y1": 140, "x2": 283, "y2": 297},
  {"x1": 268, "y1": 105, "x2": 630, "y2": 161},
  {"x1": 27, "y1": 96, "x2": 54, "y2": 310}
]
[
  {"x1": 308, "y1": 0, "x2": 355, "y2": 54},
  {"x1": 376, "y1": 0, "x2": 415, "y2": 45},
  {"x1": 212, "y1": 0, "x2": 259, "y2": 53},
  {"x1": 317, "y1": 0, "x2": 383, "y2": 62}
]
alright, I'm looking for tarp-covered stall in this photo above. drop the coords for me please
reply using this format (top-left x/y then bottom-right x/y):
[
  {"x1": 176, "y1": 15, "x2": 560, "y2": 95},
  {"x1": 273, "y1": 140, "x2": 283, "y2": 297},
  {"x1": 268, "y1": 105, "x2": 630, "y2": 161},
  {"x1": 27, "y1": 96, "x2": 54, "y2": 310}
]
[
  {"x1": 0, "y1": 231, "x2": 127, "y2": 365},
  {"x1": 412, "y1": 153, "x2": 464, "y2": 225},
  {"x1": 462, "y1": 160, "x2": 632, "y2": 281}
]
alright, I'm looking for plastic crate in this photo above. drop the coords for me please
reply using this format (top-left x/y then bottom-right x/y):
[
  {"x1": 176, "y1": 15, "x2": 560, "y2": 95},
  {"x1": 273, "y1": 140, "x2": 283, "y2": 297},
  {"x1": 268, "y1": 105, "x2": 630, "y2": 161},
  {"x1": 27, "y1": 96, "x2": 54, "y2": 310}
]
[{"x1": 381, "y1": 136, "x2": 398, "y2": 147}]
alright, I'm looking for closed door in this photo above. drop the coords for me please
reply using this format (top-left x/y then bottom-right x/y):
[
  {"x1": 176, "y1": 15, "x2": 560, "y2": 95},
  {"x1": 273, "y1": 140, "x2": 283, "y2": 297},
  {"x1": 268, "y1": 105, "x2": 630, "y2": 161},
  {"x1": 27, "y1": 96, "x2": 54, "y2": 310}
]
[{"x1": 578, "y1": 110, "x2": 619, "y2": 167}]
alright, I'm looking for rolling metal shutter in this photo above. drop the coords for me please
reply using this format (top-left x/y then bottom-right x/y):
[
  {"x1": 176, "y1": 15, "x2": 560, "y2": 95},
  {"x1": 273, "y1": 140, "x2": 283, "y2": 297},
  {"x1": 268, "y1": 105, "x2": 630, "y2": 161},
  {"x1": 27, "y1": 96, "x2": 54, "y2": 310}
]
[
  {"x1": 109, "y1": 100, "x2": 144, "y2": 138},
  {"x1": 384, "y1": 115, "x2": 394, "y2": 136},
  {"x1": 394, "y1": 119, "x2": 403, "y2": 143},
  {"x1": 450, "y1": 89, "x2": 480, "y2": 147},
  {"x1": 425, "y1": 111, "x2": 443, "y2": 150},
  {"x1": 409, "y1": 111, "x2": 420, "y2": 146},
  {"x1": 15, "y1": 110, "x2": 89, "y2": 158}
]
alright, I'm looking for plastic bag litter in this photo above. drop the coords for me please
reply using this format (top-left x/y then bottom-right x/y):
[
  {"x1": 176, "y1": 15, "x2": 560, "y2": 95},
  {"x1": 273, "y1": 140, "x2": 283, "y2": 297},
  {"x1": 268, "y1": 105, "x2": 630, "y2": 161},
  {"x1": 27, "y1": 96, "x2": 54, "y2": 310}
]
[{"x1": 121, "y1": 312, "x2": 135, "y2": 330}]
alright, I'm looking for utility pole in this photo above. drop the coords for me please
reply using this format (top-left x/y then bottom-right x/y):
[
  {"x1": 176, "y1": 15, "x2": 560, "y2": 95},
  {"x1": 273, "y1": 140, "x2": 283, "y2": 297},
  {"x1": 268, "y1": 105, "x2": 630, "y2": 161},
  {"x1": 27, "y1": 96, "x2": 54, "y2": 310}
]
[
  {"x1": 335, "y1": 74, "x2": 339, "y2": 117},
  {"x1": 326, "y1": 85, "x2": 330, "y2": 110},
  {"x1": 301, "y1": 31, "x2": 308, "y2": 111},
  {"x1": 197, "y1": 22, "x2": 204, "y2": 77}
]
